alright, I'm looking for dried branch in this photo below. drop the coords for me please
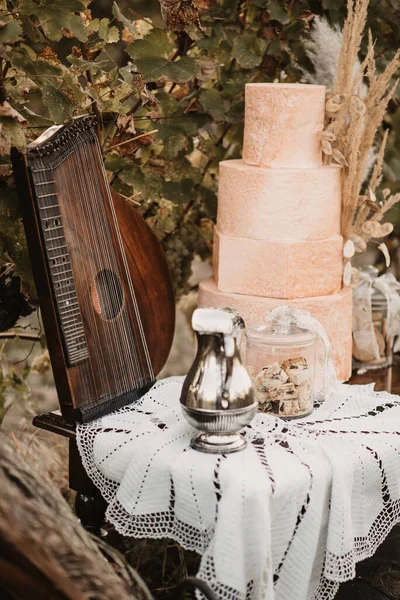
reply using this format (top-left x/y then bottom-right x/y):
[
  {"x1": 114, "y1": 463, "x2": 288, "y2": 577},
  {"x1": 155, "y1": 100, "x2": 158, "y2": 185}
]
[
  {"x1": 368, "y1": 128, "x2": 389, "y2": 194},
  {"x1": 324, "y1": 0, "x2": 400, "y2": 249},
  {"x1": 0, "y1": 332, "x2": 41, "y2": 342},
  {"x1": 334, "y1": 0, "x2": 369, "y2": 95},
  {"x1": 340, "y1": 95, "x2": 366, "y2": 235},
  {"x1": 372, "y1": 192, "x2": 400, "y2": 223},
  {"x1": 104, "y1": 129, "x2": 158, "y2": 153}
]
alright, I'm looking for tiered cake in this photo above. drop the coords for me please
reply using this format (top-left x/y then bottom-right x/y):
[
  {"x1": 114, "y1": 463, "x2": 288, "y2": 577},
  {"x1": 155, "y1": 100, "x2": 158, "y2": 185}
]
[{"x1": 198, "y1": 83, "x2": 352, "y2": 381}]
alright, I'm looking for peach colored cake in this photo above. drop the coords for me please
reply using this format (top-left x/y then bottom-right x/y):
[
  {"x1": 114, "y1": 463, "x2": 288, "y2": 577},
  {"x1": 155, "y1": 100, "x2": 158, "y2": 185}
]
[
  {"x1": 198, "y1": 83, "x2": 352, "y2": 381},
  {"x1": 213, "y1": 230, "x2": 343, "y2": 299},
  {"x1": 217, "y1": 161, "x2": 341, "y2": 241},
  {"x1": 243, "y1": 83, "x2": 325, "y2": 168}
]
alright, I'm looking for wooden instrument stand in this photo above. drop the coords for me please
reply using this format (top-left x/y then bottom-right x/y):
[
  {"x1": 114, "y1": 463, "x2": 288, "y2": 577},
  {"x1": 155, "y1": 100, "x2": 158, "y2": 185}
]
[{"x1": 33, "y1": 412, "x2": 107, "y2": 532}]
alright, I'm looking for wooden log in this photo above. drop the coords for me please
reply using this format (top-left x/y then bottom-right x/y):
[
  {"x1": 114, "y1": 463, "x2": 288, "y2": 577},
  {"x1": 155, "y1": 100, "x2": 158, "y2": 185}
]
[{"x1": 0, "y1": 436, "x2": 151, "y2": 600}]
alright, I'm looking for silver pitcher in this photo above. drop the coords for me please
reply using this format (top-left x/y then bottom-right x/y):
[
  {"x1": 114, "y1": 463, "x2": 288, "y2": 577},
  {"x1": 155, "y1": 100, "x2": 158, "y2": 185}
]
[{"x1": 180, "y1": 307, "x2": 257, "y2": 453}]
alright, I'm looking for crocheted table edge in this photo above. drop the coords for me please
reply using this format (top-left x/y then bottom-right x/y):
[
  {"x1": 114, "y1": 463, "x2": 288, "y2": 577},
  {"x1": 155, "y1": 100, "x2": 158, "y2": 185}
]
[{"x1": 74, "y1": 380, "x2": 400, "y2": 600}]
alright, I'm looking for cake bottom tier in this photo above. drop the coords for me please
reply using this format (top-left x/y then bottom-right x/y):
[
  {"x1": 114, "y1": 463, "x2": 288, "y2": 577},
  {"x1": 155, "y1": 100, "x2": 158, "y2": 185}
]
[{"x1": 198, "y1": 278, "x2": 352, "y2": 382}]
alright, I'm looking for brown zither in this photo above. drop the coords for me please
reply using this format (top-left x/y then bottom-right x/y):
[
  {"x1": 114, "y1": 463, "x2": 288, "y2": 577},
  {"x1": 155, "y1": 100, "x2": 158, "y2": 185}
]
[{"x1": 11, "y1": 116, "x2": 175, "y2": 424}]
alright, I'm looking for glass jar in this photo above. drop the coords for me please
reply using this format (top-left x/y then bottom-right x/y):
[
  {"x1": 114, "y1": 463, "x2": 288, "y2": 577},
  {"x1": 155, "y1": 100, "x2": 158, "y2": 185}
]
[
  {"x1": 245, "y1": 319, "x2": 316, "y2": 419},
  {"x1": 353, "y1": 266, "x2": 393, "y2": 370}
]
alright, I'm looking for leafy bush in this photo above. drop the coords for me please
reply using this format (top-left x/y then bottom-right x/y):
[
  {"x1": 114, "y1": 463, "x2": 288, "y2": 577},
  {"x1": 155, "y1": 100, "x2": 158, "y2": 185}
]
[{"x1": 0, "y1": 0, "x2": 398, "y2": 305}]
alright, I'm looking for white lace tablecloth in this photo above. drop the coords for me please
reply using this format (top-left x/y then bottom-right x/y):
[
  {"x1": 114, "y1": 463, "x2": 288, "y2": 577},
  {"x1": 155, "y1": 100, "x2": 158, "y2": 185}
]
[{"x1": 76, "y1": 377, "x2": 400, "y2": 600}]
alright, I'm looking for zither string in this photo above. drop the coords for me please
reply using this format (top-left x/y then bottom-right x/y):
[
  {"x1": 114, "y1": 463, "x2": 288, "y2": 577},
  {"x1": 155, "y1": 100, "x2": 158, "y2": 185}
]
[
  {"x1": 92, "y1": 131, "x2": 154, "y2": 381},
  {"x1": 71, "y1": 135, "x2": 139, "y2": 395},
  {"x1": 81, "y1": 132, "x2": 149, "y2": 384},
  {"x1": 78, "y1": 133, "x2": 145, "y2": 390},
  {"x1": 65, "y1": 137, "x2": 127, "y2": 397},
  {"x1": 78, "y1": 135, "x2": 144, "y2": 389},
  {"x1": 67, "y1": 135, "x2": 136, "y2": 398},
  {"x1": 57, "y1": 147, "x2": 113, "y2": 399},
  {"x1": 70, "y1": 130, "x2": 148, "y2": 394}
]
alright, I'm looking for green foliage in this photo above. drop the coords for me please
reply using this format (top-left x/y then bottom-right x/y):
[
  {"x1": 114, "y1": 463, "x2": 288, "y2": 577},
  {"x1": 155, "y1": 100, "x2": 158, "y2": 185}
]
[
  {"x1": 0, "y1": 0, "x2": 398, "y2": 313},
  {"x1": 0, "y1": 334, "x2": 51, "y2": 425},
  {"x1": 0, "y1": 340, "x2": 31, "y2": 424},
  {"x1": 127, "y1": 29, "x2": 199, "y2": 82},
  {"x1": 268, "y1": 0, "x2": 290, "y2": 23},
  {"x1": 232, "y1": 32, "x2": 268, "y2": 69}
]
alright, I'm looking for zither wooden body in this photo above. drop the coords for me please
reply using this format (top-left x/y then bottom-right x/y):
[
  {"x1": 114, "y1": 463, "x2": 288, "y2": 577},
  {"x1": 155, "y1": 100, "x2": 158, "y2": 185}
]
[{"x1": 12, "y1": 116, "x2": 175, "y2": 424}]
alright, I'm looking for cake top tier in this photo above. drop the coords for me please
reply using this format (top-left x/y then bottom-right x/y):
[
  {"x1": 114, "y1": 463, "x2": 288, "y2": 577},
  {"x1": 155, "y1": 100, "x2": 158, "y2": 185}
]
[{"x1": 243, "y1": 83, "x2": 325, "y2": 169}]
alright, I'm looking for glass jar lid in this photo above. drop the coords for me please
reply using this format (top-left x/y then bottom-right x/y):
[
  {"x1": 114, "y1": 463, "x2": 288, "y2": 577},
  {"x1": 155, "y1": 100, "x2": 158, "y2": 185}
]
[{"x1": 246, "y1": 322, "x2": 317, "y2": 348}]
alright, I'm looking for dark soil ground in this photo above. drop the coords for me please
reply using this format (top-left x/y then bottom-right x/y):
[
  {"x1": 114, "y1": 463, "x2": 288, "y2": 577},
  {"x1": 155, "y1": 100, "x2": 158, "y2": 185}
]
[
  {"x1": 335, "y1": 525, "x2": 400, "y2": 600},
  {"x1": 108, "y1": 524, "x2": 400, "y2": 600}
]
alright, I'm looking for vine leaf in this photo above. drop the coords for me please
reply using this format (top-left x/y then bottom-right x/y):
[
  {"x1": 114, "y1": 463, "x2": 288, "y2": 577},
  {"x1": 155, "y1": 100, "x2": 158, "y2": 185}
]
[
  {"x1": 97, "y1": 18, "x2": 121, "y2": 43},
  {"x1": 107, "y1": 26, "x2": 120, "y2": 44},
  {"x1": 157, "y1": 122, "x2": 194, "y2": 159},
  {"x1": 0, "y1": 102, "x2": 27, "y2": 153},
  {"x1": 18, "y1": 0, "x2": 88, "y2": 42},
  {"x1": 41, "y1": 85, "x2": 75, "y2": 124},
  {"x1": 200, "y1": 89, "x2": 226, "y2": 121},
  {"x1": 19, "y1": 107, "x2": 53, "y2": 128},
  {"x1": 162, "y1": 179, "x2": 193, "y2": 205},
  {"x1": 127, "y1": 29, "x2": 199, "y2": 82},
  {"x1": 0, "y1": 102, "x2": 27, "y2": 125},
  {"x1": 0, "y1": 20, "x2": 23, "y2": 44},
  {"x1": 67, "y1": 54, "x2": 108, "y2": 71},
  {"x1": 232, "y1": 33, "x2": 267, "y2": 69},
  {"x1": 112, "y1": 2, "x2": 139, "y2": 36},
  {"x1": 268, "y1": 0, "x2": 290, "y2": 24}
]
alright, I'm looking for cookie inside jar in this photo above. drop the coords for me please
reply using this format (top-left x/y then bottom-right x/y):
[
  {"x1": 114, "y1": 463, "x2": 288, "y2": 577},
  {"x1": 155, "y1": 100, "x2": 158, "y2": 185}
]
[{"x1": 245, "y1": 322, "x2": 316, "y2": 419}]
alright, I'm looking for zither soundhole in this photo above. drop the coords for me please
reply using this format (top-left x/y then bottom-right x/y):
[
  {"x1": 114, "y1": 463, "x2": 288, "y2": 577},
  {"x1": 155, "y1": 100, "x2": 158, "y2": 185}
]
[{"x1": 92, "y1": 268, "x2": 124, "y2": 320}]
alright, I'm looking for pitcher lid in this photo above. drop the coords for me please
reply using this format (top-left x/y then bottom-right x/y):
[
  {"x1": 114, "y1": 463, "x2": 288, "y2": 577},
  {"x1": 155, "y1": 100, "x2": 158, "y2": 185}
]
[{"x1": 192, "y1": 307, "x2": 245, "y2": 335}]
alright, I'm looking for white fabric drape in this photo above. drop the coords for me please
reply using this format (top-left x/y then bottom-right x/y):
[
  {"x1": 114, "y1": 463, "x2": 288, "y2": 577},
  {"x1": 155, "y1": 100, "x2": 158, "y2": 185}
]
[{"x1": 77, "y1": 377, "x2": 400, "y2": 600}]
